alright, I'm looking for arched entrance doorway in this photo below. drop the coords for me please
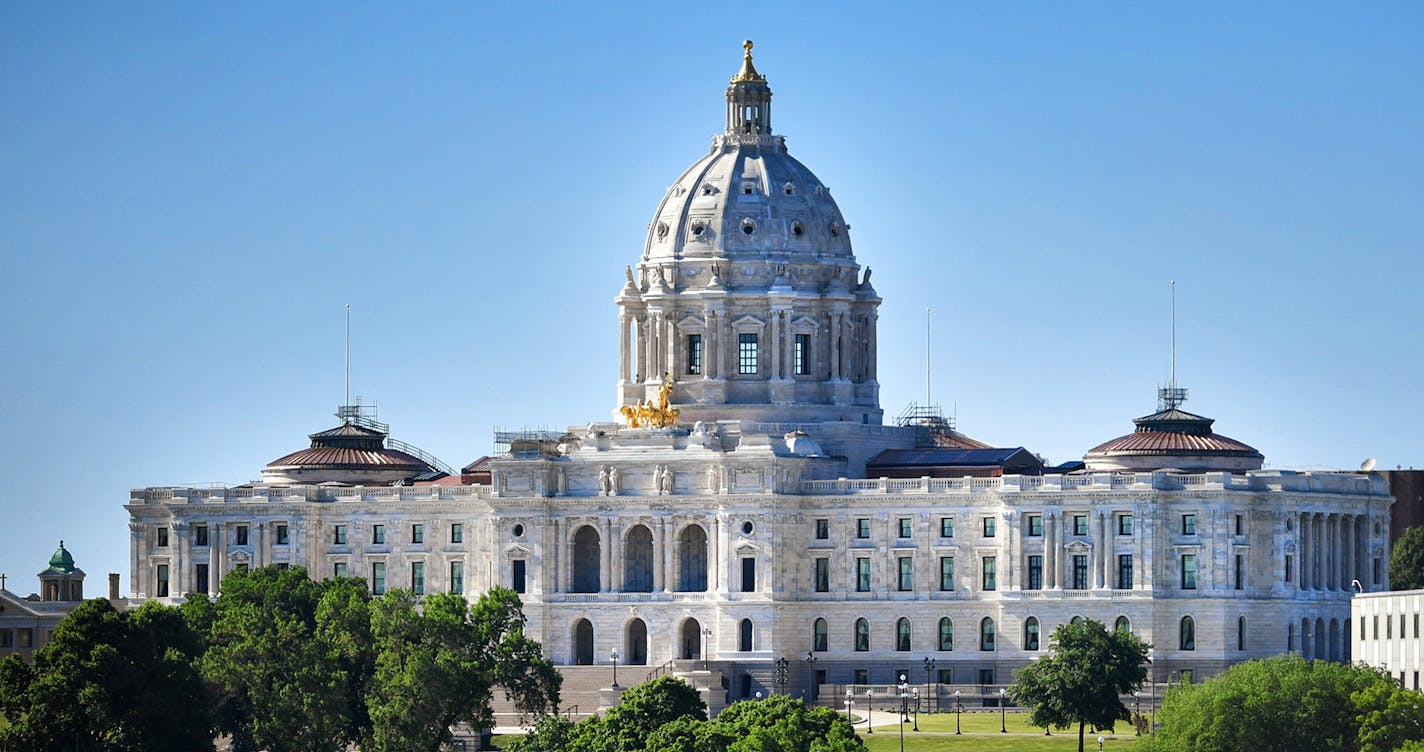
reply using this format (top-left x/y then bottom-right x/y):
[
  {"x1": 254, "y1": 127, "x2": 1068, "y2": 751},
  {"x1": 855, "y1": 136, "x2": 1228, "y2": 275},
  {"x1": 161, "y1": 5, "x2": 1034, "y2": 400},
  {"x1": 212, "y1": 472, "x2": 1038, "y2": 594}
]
[
  {"x1": 625, "y1": 526, "x2": 654, "y2": 592},
  {"x1": 572, "y1": 526, "x2": 600, "y2": 593},
  {"x1": 573, "y1": 619, "x2": 594, "y2": 665},
  {"x1": 627, "y1": 619, "x2": 648, "y2": 665},
  {"x1": 680, "y1": 618, "x2": 703, "y2": 660}
]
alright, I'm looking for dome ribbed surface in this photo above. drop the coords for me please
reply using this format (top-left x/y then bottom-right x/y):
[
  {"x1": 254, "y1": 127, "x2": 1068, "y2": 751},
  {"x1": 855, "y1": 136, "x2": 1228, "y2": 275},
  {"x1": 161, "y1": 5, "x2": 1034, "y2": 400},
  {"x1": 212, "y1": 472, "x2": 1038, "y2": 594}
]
[{"x1": 265, "y1": 423, "x2": 433, "y2": 473}]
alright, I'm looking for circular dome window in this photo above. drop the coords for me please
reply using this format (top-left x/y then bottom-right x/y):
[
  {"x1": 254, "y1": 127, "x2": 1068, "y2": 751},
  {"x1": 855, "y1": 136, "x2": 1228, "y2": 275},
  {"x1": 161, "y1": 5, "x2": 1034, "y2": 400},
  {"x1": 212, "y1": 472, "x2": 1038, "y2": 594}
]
[
  {"x1": 741, "y1": 218, "x2": 756, "y2": 235},
  {"x1": 656, "y1": 222, "x2": 669, "y2": 240},
  {"x1": 691, "y1": 222, "x2": 705, "y2": 237},
  {"x1": 791, "y1": 221, "x2": 804, "y2": 237},
  {"x1": 513, "y1": 524, "x2": 525, "y2": 537},
  {"x1": 829, "y1": 223, "x2": 842, "y2": 237},
  {"x1": 742, "y1": 520, "x2": 754, "y2": 535}
]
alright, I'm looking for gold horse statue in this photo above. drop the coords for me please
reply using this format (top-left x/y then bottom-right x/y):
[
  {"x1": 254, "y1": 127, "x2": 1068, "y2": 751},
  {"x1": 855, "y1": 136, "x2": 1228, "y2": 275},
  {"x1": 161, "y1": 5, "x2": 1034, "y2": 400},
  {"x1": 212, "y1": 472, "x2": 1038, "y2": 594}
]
[{"x1": 621, "y1": 374, "x2": 680, "y2": 428}]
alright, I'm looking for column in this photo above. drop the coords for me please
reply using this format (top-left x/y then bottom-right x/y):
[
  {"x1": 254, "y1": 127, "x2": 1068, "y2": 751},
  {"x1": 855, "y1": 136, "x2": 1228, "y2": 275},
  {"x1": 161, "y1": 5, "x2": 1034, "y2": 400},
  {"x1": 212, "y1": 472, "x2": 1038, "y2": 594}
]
[
  {"x1": 129, "y1": 522, "x2": 144, "y2": 598},
  {"x1": 634, "y1": 315, "x2": 647, "y2": 382},
  {"x1": 654, "y1": 518, "x2": 666, "y2": 592},
  {"x1": 712, "y1": 516, "x2": 724, "y2": 591},
  {"x1": 1003, "y1": 511, "x2": 1016, "y2": 590},
  {"x1": 1316, "y1": 513, "x2": 1326, "y2": 591},
  {"x1": 1057, "y1": 514, "x2": 1069, "y2": 590},
  {"x1": 866, "y1": 311, "x2": 878, "y2": 381},
  {"x1": 619, "y1": 314, "x2": 631, "y2": 382},
  {"x1": 704, "y1": 309, "x2": 717, "y2": 380},
  {"x1": 601, "y1": 518, "x2": 613, "y2": 593},
  {"x1": 1344, "y1": 514, "x2": 1355, "y2": 588},
  {"x1": 1134, "y1": 506, "x2": 1147, "y2": 591},
  {"x1": 770, "y1": 310, "x2": 782, "y2": 379},
  {"x1": 663, "y1": 314, "x2": 676, "y2": 379},
  {"x1": 1044, "y1": 512, "x2": 1056, "y2": 589},
  {"x1": 829, "y1": 313, "x2": 841, "y2": 380},
  {"x1": 1096, "y1": 512, "x2": 1108, "y2": 589},
  {"x1": 1299, "y1": 513, "x2": 1309, "y2": 590},
  {"x1": 1331, "y1": 514, "x2": 1341, "y2": 590}
]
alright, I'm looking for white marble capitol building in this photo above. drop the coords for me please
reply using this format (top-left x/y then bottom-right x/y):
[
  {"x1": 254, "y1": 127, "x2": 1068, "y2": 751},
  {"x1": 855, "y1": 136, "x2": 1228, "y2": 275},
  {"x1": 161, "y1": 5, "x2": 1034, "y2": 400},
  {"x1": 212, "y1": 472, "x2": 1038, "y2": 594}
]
[{"x1": 127, "y1": 43, "x2": 1392, "y2": 703}]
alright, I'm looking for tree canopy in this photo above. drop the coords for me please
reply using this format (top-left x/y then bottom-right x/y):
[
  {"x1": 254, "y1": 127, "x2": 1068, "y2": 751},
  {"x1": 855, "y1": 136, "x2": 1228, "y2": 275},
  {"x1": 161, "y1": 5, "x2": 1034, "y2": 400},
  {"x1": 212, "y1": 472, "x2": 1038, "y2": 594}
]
[
  {"x1": 1141, "y1": 654, "x2": 1424, "y2": 752},
  {"x1": 1009, "y1": 618, "x2": 1150, "y2": 752},
  {"x1": 1391, "y1": 524, "x2": 1424, "y2": 590}
]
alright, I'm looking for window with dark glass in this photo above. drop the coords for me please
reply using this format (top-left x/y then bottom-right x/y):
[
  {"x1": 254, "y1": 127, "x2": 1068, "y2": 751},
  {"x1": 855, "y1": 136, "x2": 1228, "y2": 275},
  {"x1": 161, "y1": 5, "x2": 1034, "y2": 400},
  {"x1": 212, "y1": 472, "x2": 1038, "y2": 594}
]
[
  {"x1": 1182, "y1": 514, "x2": 1197, "y2": 535},
  {"x1": 687, "y1": 334, "x2": 703, "y2": 375},
  {"x1": 1073, "y1": 514, "x2": 1088, "y2": 536},
  {"x1": 449, "y1": 561, "x2": 464, "y2": 593},
  {"x1": 194, "y1": 524, "x2": 209, "y2": 547},
  {"x1": 980, "y1": 618, "x2": 995, "y2": 651},
  {"x1": 1026, "y1": 555, "x2": 1042, "y2": 590},
  {"x1": 794, "y1": 333, "x2": 810, "y2": 375},
  {"x1": 855, "y1": 618, "x2": 870, "y2": 651},
  {"x1": 276, "y1": 524, "x2": 289, "y2": 545},
  {"x1": 813, "y1": 618, "x2": 828, "y2": 652},
  {"x1": 1235, "y1": 514, "x2": 1244, "y2": 536},
  {"x1": 372, "y1": 525, "x2": 385, "y2": 545},
  {"x1": 896, "y1": 618, "x2": 912, "y2": 651},
  {"x1": 155, "y1": 564, "x2": 169, "y2": 597},
  {"x1": 1182, "y1": 554, "x2": 1198, "y2": 590},
  {"x1": 940, "y1": 518, "x2": 954, "y2": 538},
  {"x1": 411, "y1": 562, "x2": 425, "y2": 595},
  {"x1": 371, "y1": 562, "x2": 386, "y2": 595},
  {"x1": 739, "y1": 619, "x2": 753, "y2": 651},
  {"x1": 983, "y1": 517, "x2": 996, "y2": 537},
  {"x1": 451, "y1": 523, "x2": 463, "y2": 543},
  {"x1": 1180, "y1": 616, "x2": 1196, "y2": 650},
  {"x1": 741, "y1": 557, "x2": 756, "y2": 592},
  {"x1": 1118, "y1": 554, "x2": 1133, "y2": 589},
  {"x1": 898, "y1": 518, "x2": 912, "y2": 539},
  {"x1": 939, "y1": 556, "x2": 955, "y2": 591},
  {"x1": 938, "y1": 617, "x2": 953, "y2": 650},
  {"x1": 1024, "y1": 617, "x2": 1040, "y2": 650},
  {"x1": 235, "y1": 525, "x2": 249, "y2": 546},
  {"x1": 814, "y1": 557, "x2": 829, "y2": 592},
  {"x1": 856, "y1": 558, "x2": 871, "y2": 592},
  {"x1": 814, "y1": 518, "x2": 829, "y2": 539},
  {"x1": 1027, "y1": 515, "x2": 1042, "y2": 537},
  {"x1": 1285, "y1": 554, "x2": 1293, "y2": 582},
  {"x1": 1072, "y1": 554, "x2": 1088, "y2": 590},
  {"x1": 1234, "y1": 554, "x2": 1244, "y2": 590},
  {"x1": 512, "y1": 560, "x2": 526, "y2": 593},
  {"x1": 411, "y1": 524, "x2": 424, "y2": 544},
  {"x1": 897, "y1": 557, "x2": 913, "y2": 591},
  {"x1": 334, "y1": 525, "x2": 347, "y2": 545},
  {"x1": 1118, "y1": 513, "x2": 1133, "y2": 536},
  {"x1": 194, "y1": 563, "x2": 209, "y2": 594},
  {"x1": 856, "y1": 518, "x2": 871, "y2": 539},
  {"x1": 982, "y1": 556, "x2": 997, "y2": 591},
  {"x1": 738, "y1": 333, "x2": 758, "y2": 374},
  {"x1": 334, "y1": 562, "x2": 347, "y2": 578},
  {"x1": 156, "y1": 527, "x2": 168, "y2": 548}
]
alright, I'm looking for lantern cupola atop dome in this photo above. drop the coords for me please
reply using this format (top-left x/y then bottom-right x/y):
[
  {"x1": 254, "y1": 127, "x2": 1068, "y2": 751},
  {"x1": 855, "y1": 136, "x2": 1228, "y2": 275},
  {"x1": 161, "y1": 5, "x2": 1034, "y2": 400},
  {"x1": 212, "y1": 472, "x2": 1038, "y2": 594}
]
[{"x1": 616, "y1": 42, "x2": 882, "y2": 426}]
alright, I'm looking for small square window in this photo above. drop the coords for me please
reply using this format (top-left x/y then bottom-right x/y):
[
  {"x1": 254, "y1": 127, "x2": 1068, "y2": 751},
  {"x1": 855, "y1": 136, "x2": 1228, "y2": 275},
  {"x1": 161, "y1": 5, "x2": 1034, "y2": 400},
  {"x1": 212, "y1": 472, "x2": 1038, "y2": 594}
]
[
  {"x1": 334, "y1": 562, "x2": 347, "y2": 578},
  {"x1": 411, "y1": 524, "x2": 424, "y2": 544},
  {"x1": 983, "y1": 517, "x2": 996, "y2": 538},
  {"x1": 856, "y1": 518, "x2": 871, "y2": 539},
  {"x1": 1027, "y1": 515, "x2": 1042, "y2": 537},
  {"x1": 235, "y1": 525, "x2": 249, "y2": 546},
  {"x1": 372, "y1": 525, "x2": 386, "y2": 545},
  {"x1": 1073, "y1": 514, "x2": 1088, "y2": 536},
  {"x1": 156, "y1": 527, "x2": 169, "y2": 548},
  {"x1": 814, "y1": 519, "x2": 829, "y2": 540},
  {"x1": 334, "y1": 525, "x2": 347, "y2": 545},
  {"x1": 939, "y1": 518, "x2": 954, "y2": 538},
  {"x1": 1182, "y1": 514, "x2": 1197, "y2": 536},
  {"x1": 275, "y1": 524, "x2": 289, "y2": 545},
  {"x1": 194, "y1": 524, "x2": 209, "y2": 547},
  {"x1": 1118, "y1": 514, "x2": 1133, "y2": 536},
  {"x1": 898, "y1": 518, "x2": 912, "y2": 539},
  {"x1": 451, "y1": 523, "x2": 464, "y2": 543}
]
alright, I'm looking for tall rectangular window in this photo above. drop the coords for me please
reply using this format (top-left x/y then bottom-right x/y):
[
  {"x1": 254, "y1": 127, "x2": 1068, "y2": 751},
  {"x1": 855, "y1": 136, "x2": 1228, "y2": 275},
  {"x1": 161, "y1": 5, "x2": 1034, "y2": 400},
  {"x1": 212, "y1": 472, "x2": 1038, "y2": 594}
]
[
  {"x1": 449, "y1": 561, "x2": 464, "y2": 593},
  {"x1": 1182, "y1": 554, "x2": 1198, "y2": 590},
  {"x1": 371, "y1": 562, "x2": 386, "y2": 595},
  {"x1": 1118, "y1": 554, "x2": 1133, "y2": 589},
  {"x1": 982, "y1": 556, "x2": 997, "y2": 591},
  {"x1": 451, "y1": 523, "x2": 463, "y2": 543},
  {"x1": 156, "y1": 527, "x2": 169, "y2": 548},
  {"x1": 940, "y1": 518, "x2": 954, "y2": 538},
  {"x1": 738, "y1": 333, "x2": 758, "y2": 374},
  {"x1": 983, "y1": 517, "x2": 996, "y2": 537},
  {"x1": 1182, "y1": 514, "x2": 1197, "y2": 535},
  {"x1": 1027, "y1": 515, "x2": 1042, "y2": 537},
  {"x1": 372, "y1": 525, "x2": 386, "y2": 545},
  {"x1": 334, "y1": 525, "x2": 347, "y2": 545},
  {"x1": 1073, "y1": 514, "x2": 1088, "y2": 536},
  {"x1": 512, "y1": 560, "x2": 526, "y2": 593},
  {"x1": 1285, "y1": 554, "x2": 1293, "y2": 582},
  {"x1": 411, "y1": 562, "x2": 425, "y2": 595},
  {"x1": 1027, "y1": 555, "x2": 1042, "y2": 590},
  {"x1": 1118, "y1": 514, "x2": 1133, "y2": 536},
  {"x1": 741, "y1": 558, "x2": 756, "y2": 592},
  {"x1": 275, "y1": 524, "x2": 289, "y2": 545},
  {"x1": 334, "y1": 562, "x2": 348, "y2": 578},
  {"x1": 814, "y1": 557, "x2": 830, "y2": 592},
  {"x1": 155, "y1": 564, "x2": 170, "y2": 597},
  {"x1": 1235, "y1": 514, "x2": 1244, "y2": 536},
  {"x1": 235, "y1": 525, "x2": 249, "y2": 546},
  {"x1": 856, "y1": 558, "x2": 871, "y2": 592},
  {"x1": 897, "y1": 557, "x2": 913, "y2": 591},
  {"x1": 814, "y1": 519, "x2": 829, "y2": 540},
  {"x1": 793, "y1": 333, "x2": 810, "y2": 375},
  {"x1": 411, "y1": 524, "x2": 424, "y2": 544},
  {"x1": 856, "y1": 518, "x2": 871, "y2": 539},
  {"x1": 1072, "y1": 554, "x2": 1089, "y2": 590},
  {"x1": 898, "y1": 518, "x2": 912, "y2": 539},
  {"x1": 687, "y1": 334, "x2": 703, "y2": 375},
  {"x1": 194, "y1": 524, "x2": 209, "y2": 547},
  {"x1": 939, "y1": 556, "x2": 955, "y2": 591},
  {"x1": 194, "y1": 563, "x2": 209, "y2": 594},
  {"x1": 1234, "y1": 554, "x2": 1244, "y2": 590}
]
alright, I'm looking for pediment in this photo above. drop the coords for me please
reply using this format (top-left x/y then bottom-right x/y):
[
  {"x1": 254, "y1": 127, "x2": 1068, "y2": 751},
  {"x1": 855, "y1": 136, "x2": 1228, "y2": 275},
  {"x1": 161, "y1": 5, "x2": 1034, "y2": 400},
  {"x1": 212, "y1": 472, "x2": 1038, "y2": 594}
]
[
  {"x1": 734, "y1": 539, "x2": 760, "y2": 555},
  {"x1": 730, "y1": 314, "x2": 765, "y2": 330},
  {"x1": 1064, "y1": 540, "x2": 1092, "y2": 554},
  {"x1": 506, "y1": 542, "x2": 533, "y2": 557},
  {"x1": 791, "y1": 315, "x2": 820, "y2": 330}
]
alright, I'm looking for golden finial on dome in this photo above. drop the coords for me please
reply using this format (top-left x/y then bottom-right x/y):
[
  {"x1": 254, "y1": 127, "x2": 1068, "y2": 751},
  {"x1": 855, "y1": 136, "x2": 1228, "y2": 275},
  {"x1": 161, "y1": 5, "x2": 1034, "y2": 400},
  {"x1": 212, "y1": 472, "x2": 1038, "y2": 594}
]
[{"x1": 731, "y1": 39, "x2": 766, "y2": 84}]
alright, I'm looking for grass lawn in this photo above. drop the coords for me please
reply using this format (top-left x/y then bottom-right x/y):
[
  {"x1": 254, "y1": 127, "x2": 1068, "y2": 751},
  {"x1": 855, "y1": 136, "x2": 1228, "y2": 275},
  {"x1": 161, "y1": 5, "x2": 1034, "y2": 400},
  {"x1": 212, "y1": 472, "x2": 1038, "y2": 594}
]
[{"x1": 855, "y1": 712, "x2": 1144, "y2": 751}]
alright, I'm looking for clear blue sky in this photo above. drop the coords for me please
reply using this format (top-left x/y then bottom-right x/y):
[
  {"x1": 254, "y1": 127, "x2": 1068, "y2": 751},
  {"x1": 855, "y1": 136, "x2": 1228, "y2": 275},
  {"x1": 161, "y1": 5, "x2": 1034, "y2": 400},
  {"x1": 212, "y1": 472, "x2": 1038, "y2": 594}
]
[{"x1": 2, "y1": 3, "x2": 1421, "y2": 593}]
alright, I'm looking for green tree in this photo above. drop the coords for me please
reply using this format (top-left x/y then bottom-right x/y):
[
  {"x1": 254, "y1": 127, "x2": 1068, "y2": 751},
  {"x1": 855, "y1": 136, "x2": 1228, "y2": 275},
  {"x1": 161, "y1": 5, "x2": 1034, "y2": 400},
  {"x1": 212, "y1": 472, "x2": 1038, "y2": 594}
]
[
  {"x1": 0, "y1": 598, "x2": 213, "y2": 752},
  {"x1": 366, "y1": 587, "x2": 559, "y2": 752},
  {"x1": 1009, "y1": 618, "x2": 1149, "y2": 752},
  {"x1": 565, "y1": 675, "x2": 706, "y2": 752},
  {"x1": 1354, "y1": 679, "x2": 1424, "y2": 752},
  {"x1": 710, "y1": 695, "x2": 864, "y2": 752},
  {"x1": 200, "y1": 565, "x2": 367, "y2": 752},
  {"x1": 1144, "y1": 654, "x2": 1391, "y2": 752},
  {"x1": 1392, "y1": 525, "x2": 1424, "y2": 590}
]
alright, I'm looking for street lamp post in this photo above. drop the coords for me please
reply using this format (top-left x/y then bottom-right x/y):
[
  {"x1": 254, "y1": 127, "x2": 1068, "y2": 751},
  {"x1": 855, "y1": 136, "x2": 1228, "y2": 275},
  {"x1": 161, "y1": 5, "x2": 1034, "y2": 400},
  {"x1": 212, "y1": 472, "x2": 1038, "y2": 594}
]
[
  {"x1": 866, "y1": 688, "x2": 874, "y2": 734},
  {"x1": 756, "y1": 691, "x2": 763, "y2": 701},
  {"x1": 774, "y1": 657, "x2": 789, "y2": 695},
  {"x1": 923, "y1": 657, "x2": 936, "y2": 713},
  {"x1": 1135, "y1": 690, "x2": 1142, "y2": 736},
  {"x1": 844, "y1": 688, "x2": 854, "y2": 727},
  {"x1": 954, "y1": 690, "x2": 962, "y2": 734},
  {"x1": 1000, "y1": 687, "x2": 1007, "y2": 733},
  {"x1": 912, "y1": 689, "x2": 919, "y2": 731},
  {"x1": 898, "y1": 675, "x2": 908, "y2": 752},
  {"x1": 805, "y1": 652, "x2": 818, "y2": 701},
  {"x1": 610, "y1": 647, "x2": 620, "y2": 689},
  {"x1": 701, "y1": 627, "x2": 711, "y2": 672}
]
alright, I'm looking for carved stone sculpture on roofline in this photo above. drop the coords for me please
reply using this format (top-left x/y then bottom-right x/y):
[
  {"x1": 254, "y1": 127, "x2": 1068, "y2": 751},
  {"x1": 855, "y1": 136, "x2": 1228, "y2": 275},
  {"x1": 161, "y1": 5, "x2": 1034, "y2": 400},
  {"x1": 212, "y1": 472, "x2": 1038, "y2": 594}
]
[{"x1": 619, "y1": 374, "x2": 681, "y2": 428}]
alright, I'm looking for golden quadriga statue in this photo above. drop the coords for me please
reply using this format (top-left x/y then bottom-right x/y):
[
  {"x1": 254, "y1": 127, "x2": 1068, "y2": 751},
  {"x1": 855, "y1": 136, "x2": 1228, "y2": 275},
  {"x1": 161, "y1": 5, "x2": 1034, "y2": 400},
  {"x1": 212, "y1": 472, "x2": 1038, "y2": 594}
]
[{"x1": 620, "y1": 374, "x2": 680, "y2": 428}]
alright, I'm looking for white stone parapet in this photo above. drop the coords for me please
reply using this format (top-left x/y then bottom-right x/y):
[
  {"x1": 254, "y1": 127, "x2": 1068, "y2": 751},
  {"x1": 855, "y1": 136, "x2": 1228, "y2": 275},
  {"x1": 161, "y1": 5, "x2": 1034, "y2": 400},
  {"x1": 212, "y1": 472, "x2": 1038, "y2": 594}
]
[
  {"x1": 128, "y1": 484, "x2": 493, "y2": 504},
  {"x1": 796, "y1": 470, "x2": 1386, "y2": 497}
]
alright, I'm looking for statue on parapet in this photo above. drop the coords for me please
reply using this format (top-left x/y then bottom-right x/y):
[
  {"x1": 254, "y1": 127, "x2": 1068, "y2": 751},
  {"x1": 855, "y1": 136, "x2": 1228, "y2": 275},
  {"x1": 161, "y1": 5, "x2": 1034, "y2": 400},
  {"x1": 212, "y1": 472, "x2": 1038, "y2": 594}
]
[{"x1": 619, "y1": 373, "x2": 680, "y2": 428}]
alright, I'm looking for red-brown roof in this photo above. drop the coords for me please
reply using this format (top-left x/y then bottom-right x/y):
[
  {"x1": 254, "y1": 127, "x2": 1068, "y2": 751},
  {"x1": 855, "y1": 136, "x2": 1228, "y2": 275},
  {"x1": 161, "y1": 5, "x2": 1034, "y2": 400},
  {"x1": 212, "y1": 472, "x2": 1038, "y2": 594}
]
[{"x1": 265, "y1": 445, "x2": 432, "y2": 472}]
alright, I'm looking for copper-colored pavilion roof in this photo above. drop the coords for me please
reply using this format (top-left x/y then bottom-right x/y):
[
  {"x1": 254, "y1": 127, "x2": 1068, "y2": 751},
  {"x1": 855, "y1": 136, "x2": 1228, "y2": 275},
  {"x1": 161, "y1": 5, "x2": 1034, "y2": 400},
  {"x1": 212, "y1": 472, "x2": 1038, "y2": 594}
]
[
  {"x1": 265, "y1": 422, "x2": 434, "y2": 473},
  {"x1": 1086, "y1": 407, "x2": 1263, "y2": 459}
]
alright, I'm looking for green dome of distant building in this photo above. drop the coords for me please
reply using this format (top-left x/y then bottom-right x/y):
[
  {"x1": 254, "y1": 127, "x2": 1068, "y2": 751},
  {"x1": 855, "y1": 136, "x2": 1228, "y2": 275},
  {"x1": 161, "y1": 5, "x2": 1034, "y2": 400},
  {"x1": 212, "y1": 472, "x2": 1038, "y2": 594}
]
[{"x1": 45, "y1": 540, "x2": 76, "y2": 574}]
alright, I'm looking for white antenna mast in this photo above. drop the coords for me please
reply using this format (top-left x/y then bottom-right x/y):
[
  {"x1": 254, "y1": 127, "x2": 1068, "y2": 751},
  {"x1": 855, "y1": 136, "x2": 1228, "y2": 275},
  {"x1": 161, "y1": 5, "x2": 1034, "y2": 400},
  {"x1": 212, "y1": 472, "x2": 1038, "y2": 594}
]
[
  {"x1": 926, "y1": 306, "x2": 932, "y2": 408},
  {"x1": 1159, "y1": 280, "x2": 1187, "y2": 410},
  {"x1": 345, "y1": 303, "x2": 351, "y2": 413},
  {"x1": 1170, "y1": 280, "x2": 1176, "y2": 393}
]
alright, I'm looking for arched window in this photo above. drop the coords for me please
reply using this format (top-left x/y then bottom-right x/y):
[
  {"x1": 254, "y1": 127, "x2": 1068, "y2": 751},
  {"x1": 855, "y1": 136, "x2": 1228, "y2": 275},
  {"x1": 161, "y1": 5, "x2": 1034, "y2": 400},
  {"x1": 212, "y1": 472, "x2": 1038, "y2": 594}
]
[
  {"x1": 1180, "y1": 616, "x2": 1196, "y2": 651},
  {"x1": 1288, "y1": 622, "x2": 1295, "y2": 651},
  {"x1": 1115, "y1": 616, "x2": 1132, "y2": 634},
  {"x1": 571, "y1": 526, "x2": 601, "y2": 593},
  {"x1": 896, "y1": 618, "x2": 912, "y2": 652},
  {"x1": 938, "y1": 617, "x2": 953, "y2": 651},
  {"x1": 739, "y1": 619, "x2": 753, "y2": 652},
  {"x1": 1024, "y1": 617, "x2": 1040, "y2": 651},
  {"x1": 1071, "y1": 615, "x2": 1085, "y2": 625},
  {"x1": 1238, "y1": 616, "x2": 1246, "y2": 651},
  {"x1": 813, "y1": 618, "x2": 828, "y2": 652},
  {"x1": 624, "y1": 525, "x2": 654, "y2": 593},
  {"x1": 980, "y1": 617, "x2": 996, "y2": 651},
  {"x1": 675, "y1": 525, "x2": 709, "y2": 592},
  {"x1": 854, "y1": 618, "x2": 870, "y2": 652}
]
